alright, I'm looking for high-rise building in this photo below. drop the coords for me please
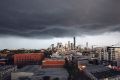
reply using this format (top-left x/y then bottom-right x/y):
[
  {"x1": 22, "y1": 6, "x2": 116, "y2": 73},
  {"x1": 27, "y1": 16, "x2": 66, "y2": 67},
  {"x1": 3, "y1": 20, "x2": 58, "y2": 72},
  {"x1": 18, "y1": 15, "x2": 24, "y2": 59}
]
[
  {"x1": 51, "y1": 44, "x2": 54, "y2": 50},
  {"x1": 57, "y1": 43, "x2": 62, "y2": 49},
  {"x1": 86, "y1": 42, "x2": 88, "y2": 49},
  {"x1": 68, "y1": 41, "x2": 71, "y2": 50},
  {"x1": 71, "y1": 43, "x2": 74, "y2": 50},
  {"x1": 73, "y1": 37, "x2": 76, "y2": 50}
]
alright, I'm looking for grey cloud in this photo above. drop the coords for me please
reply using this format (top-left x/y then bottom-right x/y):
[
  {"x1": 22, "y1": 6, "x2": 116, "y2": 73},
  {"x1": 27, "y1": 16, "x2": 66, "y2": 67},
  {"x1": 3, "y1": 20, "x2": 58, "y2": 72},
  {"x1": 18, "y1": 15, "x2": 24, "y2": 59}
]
[{"x1": 0, "y1": 0, "x2": 120, "y2": 38}]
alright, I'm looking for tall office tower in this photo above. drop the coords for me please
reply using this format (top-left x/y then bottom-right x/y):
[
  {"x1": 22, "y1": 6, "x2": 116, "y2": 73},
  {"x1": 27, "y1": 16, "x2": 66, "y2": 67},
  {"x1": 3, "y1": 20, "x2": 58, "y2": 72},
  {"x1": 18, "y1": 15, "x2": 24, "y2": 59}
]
[
  {"x1": 68, "y1": 41, "x2": 71, "y2": 50},
  {"x1": 86, "y1": 42, "x2": 88, "y2": 48},
  {"x1": 51, "y1": 44, "x2": 54, "y2": 50},
  {"x1": 71, "y1": 43, "x2": 74, "y2": 50},
  {"x1": 57, "y1": 42, "x2": 62, "y2": 49},
  {"x1": 73, "y1": 37, "x2": 76, "y2": 50},
  {"x1": 85, "y1": 42, "x2": 88, "y2": 51},
  {"x1": 65, "y1": 44, "x2": 68, "y2": 50},
  {"x1": 57, "y1": 43, "x2": 59, "y2": 49}
]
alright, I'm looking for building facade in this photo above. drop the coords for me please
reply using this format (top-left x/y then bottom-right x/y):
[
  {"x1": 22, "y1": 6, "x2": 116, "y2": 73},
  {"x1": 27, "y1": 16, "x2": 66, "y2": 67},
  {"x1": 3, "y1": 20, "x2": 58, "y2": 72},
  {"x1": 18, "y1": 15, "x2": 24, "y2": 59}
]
[
  {"x1": 42, "y1": 58, "x2": 65, "y2": 68},
  {"x1": 13, "y1": 53, "x2": 44, "y2": 66}
]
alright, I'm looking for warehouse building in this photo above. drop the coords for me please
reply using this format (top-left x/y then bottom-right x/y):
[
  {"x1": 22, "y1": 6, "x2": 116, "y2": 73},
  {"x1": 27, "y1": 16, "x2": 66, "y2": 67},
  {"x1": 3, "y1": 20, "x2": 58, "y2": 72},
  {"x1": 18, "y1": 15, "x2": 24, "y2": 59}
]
[
  {"x1": 11, "y1": 65, "x2": 69, "y2": 80},
  {"x1": 13, "y1": 53, "x2": 44, "y2": 66},
  {"x1": 42, "y1": 58, "x2": 65, "y2": 68}
]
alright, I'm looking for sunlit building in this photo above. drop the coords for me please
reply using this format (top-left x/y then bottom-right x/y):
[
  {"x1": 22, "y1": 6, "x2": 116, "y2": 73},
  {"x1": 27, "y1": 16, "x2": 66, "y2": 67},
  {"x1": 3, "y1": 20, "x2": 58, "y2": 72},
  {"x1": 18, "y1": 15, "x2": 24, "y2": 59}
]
[
  {"x1": 13, "y1": 53, "x2": 44, "y2": 66},
  {"x1": 42, "y1": 58, "x2": 65, "y2": 68}
]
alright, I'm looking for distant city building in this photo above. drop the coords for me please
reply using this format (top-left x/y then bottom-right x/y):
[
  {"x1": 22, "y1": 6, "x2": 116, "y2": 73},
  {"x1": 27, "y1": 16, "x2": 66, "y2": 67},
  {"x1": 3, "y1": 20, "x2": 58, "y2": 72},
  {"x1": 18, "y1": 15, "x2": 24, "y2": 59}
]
[
  {"x1": 86, "y1": 42, "x2": 88, "y2": 51},
  {"x1": 73, "y1": 37, "x2": 76, "y2": 50},
  {"x1": 70, "y1": 43, "x2": 74, "y2": 50},
  {"x1": 51, "y1": 44, "x2": 54, "y2": 50},
  {"x1": 68, "y1": 41, "x2": 71, "y2": 50},
  {"x1": 57, "y1": 43, "x2": 62, "y2": 49}
]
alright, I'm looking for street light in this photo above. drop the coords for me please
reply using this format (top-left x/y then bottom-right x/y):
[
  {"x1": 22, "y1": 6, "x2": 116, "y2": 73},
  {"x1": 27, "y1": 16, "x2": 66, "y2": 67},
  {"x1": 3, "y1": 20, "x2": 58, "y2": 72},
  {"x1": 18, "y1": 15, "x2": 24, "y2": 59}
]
[{"x1": 78, "y1": 64, "x2": 86, "y2": 70}]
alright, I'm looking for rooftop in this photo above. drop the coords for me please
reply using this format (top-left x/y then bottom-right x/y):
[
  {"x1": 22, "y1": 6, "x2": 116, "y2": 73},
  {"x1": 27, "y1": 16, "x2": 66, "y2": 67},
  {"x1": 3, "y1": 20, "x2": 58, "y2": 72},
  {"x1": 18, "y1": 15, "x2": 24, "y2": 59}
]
[
  {"x1": 0, "y1": 65, "x2": 16, "y2": 71},
  {"x1": 85, "y1": 64, "x2": 120, "y2": 79},
  {"x1": 15, "y1": 65, "x2": 68, "y2": 78},
  {"x1": 85, "y1": 65, "x2": 110, "y2": 73},
  {"x1": 92, "y1": 69, "x2": 120, "y2": 79}
]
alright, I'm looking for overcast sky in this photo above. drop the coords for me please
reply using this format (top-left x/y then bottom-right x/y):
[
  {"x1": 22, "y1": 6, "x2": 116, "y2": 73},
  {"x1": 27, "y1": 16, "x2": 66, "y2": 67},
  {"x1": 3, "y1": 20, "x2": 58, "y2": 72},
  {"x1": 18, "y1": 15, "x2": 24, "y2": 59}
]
[{"x1": 0, "y1": 0, "x2": 120, "y2": 49}]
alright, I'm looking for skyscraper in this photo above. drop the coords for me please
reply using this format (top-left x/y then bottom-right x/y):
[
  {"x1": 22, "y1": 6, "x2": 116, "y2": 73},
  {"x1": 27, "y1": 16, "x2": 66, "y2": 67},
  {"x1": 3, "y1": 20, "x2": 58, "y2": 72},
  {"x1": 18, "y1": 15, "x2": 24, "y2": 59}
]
[
  {"x1": 51, "y1": 44, "x2": 54, "y2": 50},
  {"x1": 73, "y1": 37, "x2": 76, "y2": 50},
  {"x1": 68, "y1": 41, "x2": 71, "y2": 50}
]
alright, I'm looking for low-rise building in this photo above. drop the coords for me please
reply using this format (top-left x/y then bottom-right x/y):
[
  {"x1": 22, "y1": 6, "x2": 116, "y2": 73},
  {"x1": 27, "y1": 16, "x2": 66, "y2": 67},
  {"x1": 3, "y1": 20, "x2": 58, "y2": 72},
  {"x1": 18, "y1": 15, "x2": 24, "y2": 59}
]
[
  {"x1": 75, "y1": 54, "x2": 120, "y2": 80},
  {"x1": 11, "y1": 65, "x2": 69, "y2": 80},
  {"x1": 0, "y1": 65, "x2": 17, "y2": 80},
  {"x1": 84, "y1": 65, "x2": 120, "y2": 80},
  {"x1": 13, "y1": 53, "x2": 44, "y2": 66},
  {"x1": 0, "y1": 59, "x2": 7, "y2": 65},
  {"x1": 42, "y1": 58, "x2": 65, "y2": 68}
]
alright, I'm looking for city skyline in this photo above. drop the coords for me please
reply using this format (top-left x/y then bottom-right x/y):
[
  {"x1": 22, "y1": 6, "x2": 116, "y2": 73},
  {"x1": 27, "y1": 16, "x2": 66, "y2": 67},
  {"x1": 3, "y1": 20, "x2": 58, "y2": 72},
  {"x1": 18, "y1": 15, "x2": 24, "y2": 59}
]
[
  {"x1": 1, "y1": 1, "x2": 120, "y2": 80},
  {"x1": 0, "y1": 0, "x2": 120, "y2": 49},
  {"x1": 0, "y1": 32, "x2": 120, "y2": 49}
]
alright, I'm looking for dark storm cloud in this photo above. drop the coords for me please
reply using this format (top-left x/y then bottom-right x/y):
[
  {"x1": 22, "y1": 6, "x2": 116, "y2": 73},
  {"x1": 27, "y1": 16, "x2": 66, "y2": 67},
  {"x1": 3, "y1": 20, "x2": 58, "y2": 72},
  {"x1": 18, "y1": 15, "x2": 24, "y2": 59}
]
[{"x1": 0, "y1": 0, "x2": 120, "y2": 38}]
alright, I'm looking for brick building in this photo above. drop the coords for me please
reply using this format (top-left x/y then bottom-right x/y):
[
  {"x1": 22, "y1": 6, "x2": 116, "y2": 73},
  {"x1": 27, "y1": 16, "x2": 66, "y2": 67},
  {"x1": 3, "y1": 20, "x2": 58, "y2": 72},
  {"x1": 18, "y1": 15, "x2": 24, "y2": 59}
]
[
  {"x1": 13, "y1": 53, "x2": 44, "y2": 66},
  {"x1": 42, "y1": 58, "x2": 65, "y2": 68}
]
